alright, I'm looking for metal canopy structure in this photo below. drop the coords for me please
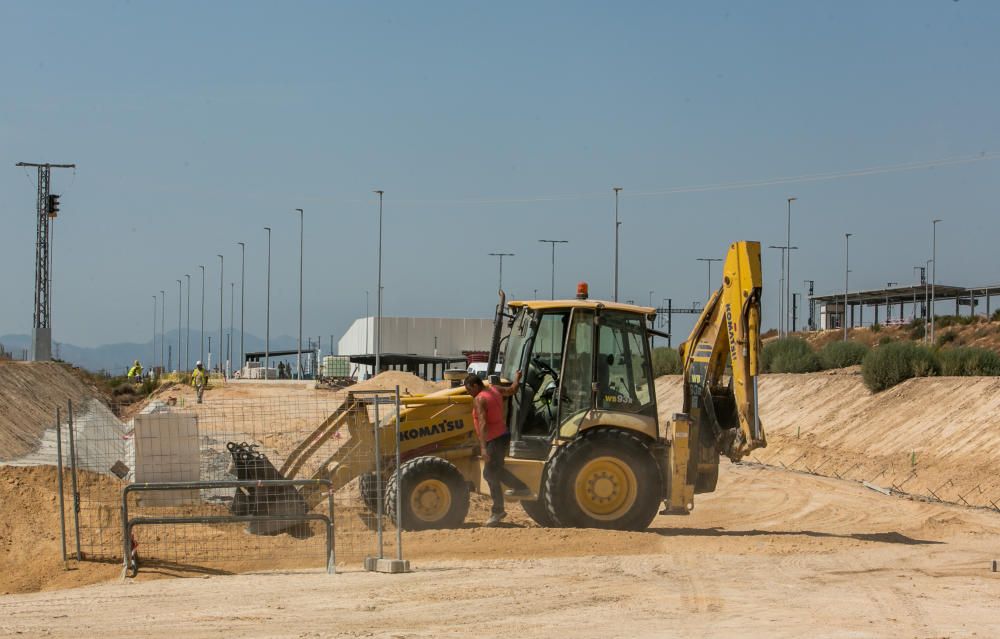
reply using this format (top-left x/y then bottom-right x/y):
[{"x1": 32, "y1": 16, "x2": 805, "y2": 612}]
[{"x1": 811, "y1": 282, "x2": 1000, "y2": 330}]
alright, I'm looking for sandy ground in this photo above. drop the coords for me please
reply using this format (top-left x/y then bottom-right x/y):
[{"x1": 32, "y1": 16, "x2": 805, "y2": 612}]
[{"x1": 2, "y1": 463, "x2": 999, "y2": 638}]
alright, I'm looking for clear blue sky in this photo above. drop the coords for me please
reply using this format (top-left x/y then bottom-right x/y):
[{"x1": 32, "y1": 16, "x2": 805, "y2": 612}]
[{"x1": 2, "y1": 1, "x2": 998, "y2": 348}]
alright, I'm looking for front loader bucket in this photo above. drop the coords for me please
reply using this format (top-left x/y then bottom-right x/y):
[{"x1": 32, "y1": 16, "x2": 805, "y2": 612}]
[{"x1": 227, "y1": 441, "x2": 309, "y2": 536}]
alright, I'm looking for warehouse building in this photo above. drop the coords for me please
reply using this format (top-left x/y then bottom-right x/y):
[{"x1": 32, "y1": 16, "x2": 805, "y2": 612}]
[{"x1": 338, "y1": 316, "x2": 494, "y2": 379}]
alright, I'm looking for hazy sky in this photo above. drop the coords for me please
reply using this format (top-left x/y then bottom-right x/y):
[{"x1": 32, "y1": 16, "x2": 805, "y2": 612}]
[{"x1": 1, "y1": 1, "x2": 998, "y2": 348}]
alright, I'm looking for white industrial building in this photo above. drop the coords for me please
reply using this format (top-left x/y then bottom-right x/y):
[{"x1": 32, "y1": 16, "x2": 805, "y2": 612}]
[{"x1": 338, "y1": 316, "x2": 494, "y2": 378}]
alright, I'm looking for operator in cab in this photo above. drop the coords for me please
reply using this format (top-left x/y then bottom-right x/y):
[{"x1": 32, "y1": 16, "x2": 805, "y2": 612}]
[{"x1": 465, "y1": 372, "x2": 531, "y2": 526}]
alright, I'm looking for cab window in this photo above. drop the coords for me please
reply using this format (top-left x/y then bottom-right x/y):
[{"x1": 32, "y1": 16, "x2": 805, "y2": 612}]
[{"x1": 596, "y1": 313, "x2": 654, "y2": 413}]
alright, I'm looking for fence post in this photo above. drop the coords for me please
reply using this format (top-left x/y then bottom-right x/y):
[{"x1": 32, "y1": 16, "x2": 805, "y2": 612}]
[
  {"x1": 326, "y1": 484, "x2": 336, "y2": 574},
  {"x1": 55, "y1": 407, "x2": 67, "y2": 563},
  {"x1": 67, "y1": 399, "x2": 82, "y2": 560},
  {"x1": 373, "y1": 396, "x2": 384, "y2": 559},
  {"x1": 394, "y1": 385, "x2": 402, "y2": 562}
]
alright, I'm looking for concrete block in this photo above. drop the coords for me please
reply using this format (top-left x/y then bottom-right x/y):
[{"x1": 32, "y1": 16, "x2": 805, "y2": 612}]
[{"x1": 364, "y1": 556, "x2": 410, "y2": 573}]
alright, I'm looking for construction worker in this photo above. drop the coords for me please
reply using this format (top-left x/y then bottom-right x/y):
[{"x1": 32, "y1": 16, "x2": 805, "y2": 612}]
[
  {"x1": 465, "y1": 371, "x2": 530, "y2": 527},
  {"x1": 192, "y1": 361, "x2": 207, "y2": 404},
  {"x1": 127, "y1": 360, "x2": 143, "y2": 383}
]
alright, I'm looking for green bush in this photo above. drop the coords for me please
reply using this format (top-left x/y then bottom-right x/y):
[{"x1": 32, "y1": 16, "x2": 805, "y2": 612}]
[
  {"x1": 938, "y1": 347, "x2": 1000, "y2": 376},
  {"x1": 992, "y1": 310, "x2": 1000, "y2": 322},
  {"x1": 862, "y1": 342, "x2": 940, "y2": 392},
  {"x1": 936, "y1": 331, "x2": 958, "y2": 347},
  {"x1": 907, "y1": 318, "x2": 926, "y2": 340},
  {"x1": 870, "y1": 322, "x2": 882, "y2": 333},
  {"x1": 818, "y1": 341, "x2": 869, "y2": 369},
  {"x1": 761, "y1": 337, "x2": 821, "y2": 373},
  {"x1": 878, "y1": 336, "x2": 894, "y2": 346},
  {"x1": 652, "y1": 347, "x2": 682, "y2": 376}
]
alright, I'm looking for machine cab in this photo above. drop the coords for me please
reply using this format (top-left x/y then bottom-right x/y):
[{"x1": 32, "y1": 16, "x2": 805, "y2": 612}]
[{"x1": 496, "y1": 293, "x2": 659, "y2": 459}]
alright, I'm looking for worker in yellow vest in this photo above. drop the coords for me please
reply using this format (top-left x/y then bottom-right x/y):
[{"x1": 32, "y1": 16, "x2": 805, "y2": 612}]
[
  {"x1": 191, "y1": 361, "x2": 207, "y2": 404},
  {"x1": 127, "y1": 360, "x2": 143, "y2": 383}
]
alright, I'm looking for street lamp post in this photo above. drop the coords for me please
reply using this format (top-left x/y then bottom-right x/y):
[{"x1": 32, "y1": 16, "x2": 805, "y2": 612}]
[
  {"x1": 176, "y1": 279, "x2": 182, "y2": 373},
  {"x1": 185, "y1": 274, "x2": 191, "y2": 370},
  {"x1": 931, "y1": 219, "x2": 941, "y2": 343},
  {"x1": 538, "y1": 239, "x2": 569, "y2": 299},
  {"x1": 264, "y1": 227, "x2": 271, "y2": 375},
  {"x1": 785, "y1": 197, "x2": 797, "y2": 336},
  {"x1": 844, "y1": 233, "x2": 852, "y2": 341},
  {"x1": 695, "y1": 258, "x2": 722, "y2": 299},
  {"x1": 924, "y1": 259, "x2": 933, "y2": 334},
  {"x1": 613, "y1": 187, "x2": 622, "y2": 302},
  {"x1": 151, "y1": 295, "x2": 157, "y2": 370},
  {"x1": 159, "y1": 290, "x2": 165, "y2": 370},
  {"x1": 238, "y1": 242, "x2": 245, "y2": 375},
  {"x1": 488, "y1": 252, "x2": 515, "y2": 291},
  {"x1": 295, "y1": 208, "x2": 304, "y2": 380},
  {"x1": 374, "y1": 191, "x2": 384, "y2": 377},
  {"x1": 217, "y1": 254, "x2": 224, "y2": 377},
  {"x1": 229, "y1": 282, "x2": 235, "y2": 378},
  {"x1": 199, "y1": 265, "x2": 205, "y2": 365}
]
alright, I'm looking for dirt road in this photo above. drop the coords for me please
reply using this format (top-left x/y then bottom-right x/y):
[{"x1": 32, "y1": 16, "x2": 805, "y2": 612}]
[{"x1": 3, "y1": 463, "x2": 997, "y2": 638}]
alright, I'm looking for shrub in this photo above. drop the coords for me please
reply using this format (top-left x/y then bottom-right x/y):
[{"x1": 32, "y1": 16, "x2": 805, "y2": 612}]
[
  {"x1": 907, "y1": 319, "x2": 926, "y2": 340},
  {"x1": 938, "y1": 347, "x2": 1000, "y2": 376},
  {"x1": 992, "y1": 310, "x2": 1000, "y2": 322},
  {"x1": 936, "y1": 331, "x2": 958, "y2": 347},
  {"x1": 862, "y1": 342, "x2": 939, "y2": 392},
  {"x1": 878, "y1": 336, "x2": 894, "y2": 346},
  {"x1": 652, "y1": 347, "x2": 682, "y2": 376},
  {"x1": 761, "y1": 337, "x2": 821, "y2": 373},
  {"x1": 818, "y1": 341, "x2": 869, "y2": 369},
  {"x1": 870, "y1": 323, "x2": 882, "y2": 333}
]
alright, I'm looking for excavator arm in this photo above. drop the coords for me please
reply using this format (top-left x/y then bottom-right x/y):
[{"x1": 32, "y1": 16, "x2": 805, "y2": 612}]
[{"x1": 680, "y1": 241, "x2": 765, "y2": 468}]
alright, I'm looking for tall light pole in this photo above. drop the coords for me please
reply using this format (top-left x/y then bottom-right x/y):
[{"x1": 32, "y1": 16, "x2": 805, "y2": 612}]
[
  {"x1": 294, "y1": 208, "x2": 304, "y2": 379},
  {"x1": 176, "y1": 279, "x2": 182, "y2": 373},
  {"x1": 217, "y1": 254, "x2": 224, "y2": 376},
  {"x1": 229, "y1": 282, "x2": 235, "y2": 378},
  {"x1": 696, "y1": 258, "x2": 722, "y2": 298},
  {"x1": 237, "y1": 242, "x2": 245, "y2": 374},
  {"x1": 931, "y1": 219, "x2": 941, "y2": 343},
  {"x1": 199, "y1": 265, "x2": 206, "y2": 365},
  {"x1": 844, "y1": 233, "x2": 852, "y2": 341},
  {"x1": 539, "y1": 239, "x2": 569, "y2": 299},
  {"x1": 924, "y1": 259, "x2": 933, "y2": 333},
  {"x1": 374, "y1": 191, "x2": 384, "y2": 377},
  {"x1": 151, "y1": 295, "x2": 157, "y2": 370},
  {"x1": 613, "y1": 187, "x2": 622, "y2": 302},
  {"x1": 785, "y1": 197, "x2": 797, "y2": 336},
  {"x1": 488, "y1": 252, "x2": 515, "y2": 291},
  {"x1": 185, "y1": 274, "x2": 191, "y2": 370},
  {"x1": 159, "y1": 290, "x2": 165, "y2": 370},
  {"x1": 264, "y1": 227, "x2": 272, "y2": 375},
  {"x1": 768, "y1": 245, "x2": 797, "y2": 335}
]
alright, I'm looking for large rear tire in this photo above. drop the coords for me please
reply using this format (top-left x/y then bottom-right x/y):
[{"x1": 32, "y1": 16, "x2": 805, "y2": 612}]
[
  {"x1": 544, "y1": 428, "x2": 662, "y2": 531},
  {"x1": 386, "y1": 456, "x2": 470, "y2": 531}
]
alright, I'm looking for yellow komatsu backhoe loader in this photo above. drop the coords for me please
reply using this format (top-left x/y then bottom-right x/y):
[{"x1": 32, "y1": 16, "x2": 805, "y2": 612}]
[{"x1": 249, "y1": 240, "x2": 765, "y2": 531}]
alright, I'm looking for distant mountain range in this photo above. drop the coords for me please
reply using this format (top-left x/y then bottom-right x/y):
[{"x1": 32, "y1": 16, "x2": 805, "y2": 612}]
[{"x1": 0, "y1": 331, "x2": 310, "y2": 374}]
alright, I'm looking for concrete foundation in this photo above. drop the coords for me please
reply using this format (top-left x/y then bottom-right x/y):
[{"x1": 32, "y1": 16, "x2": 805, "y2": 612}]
[{"x1": 364, "y1": 556, "x2": 410, "y2": 573}]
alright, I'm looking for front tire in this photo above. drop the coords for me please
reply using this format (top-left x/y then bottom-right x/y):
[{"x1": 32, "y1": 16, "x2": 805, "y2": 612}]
[
  {"x1": 385, "y1": 456, "x2": 470, "y2": 531},
  {"x1": 544, "y1": 428, "x2": 662, "y2": 531}
]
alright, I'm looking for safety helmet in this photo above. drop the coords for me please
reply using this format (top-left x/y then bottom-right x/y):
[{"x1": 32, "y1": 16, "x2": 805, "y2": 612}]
[{"x1": 196, "y1": 361, "x2": 203, "y2": 367}]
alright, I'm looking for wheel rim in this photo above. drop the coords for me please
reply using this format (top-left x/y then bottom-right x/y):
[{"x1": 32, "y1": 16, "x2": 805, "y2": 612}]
[
  {"x1": 573, "y1": 456, "x2": 638, "y2": 521},
  {"x1": 409, "y1": 478, "x2": 452, "y2": 523}
]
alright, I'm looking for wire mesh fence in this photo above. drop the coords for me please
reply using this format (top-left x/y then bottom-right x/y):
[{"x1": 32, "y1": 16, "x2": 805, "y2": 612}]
[{"x1": 56, "y1": 388, "x2": 405, "y2": 574}]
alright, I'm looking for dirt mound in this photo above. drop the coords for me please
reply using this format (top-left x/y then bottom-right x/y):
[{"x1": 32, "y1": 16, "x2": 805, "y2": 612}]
[
  {"x1": 656, "y1": 371, "x2": 1000, "y2": 505},
  {"x1": 0, "y1": 362, "x2": 107, "y2": 461},
  {"x1": 352, "y1": 371, "x2": 444, "y2": 395},
  {"x1": 0, "y1": 466, "x2": 120, "y2": 594}
]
